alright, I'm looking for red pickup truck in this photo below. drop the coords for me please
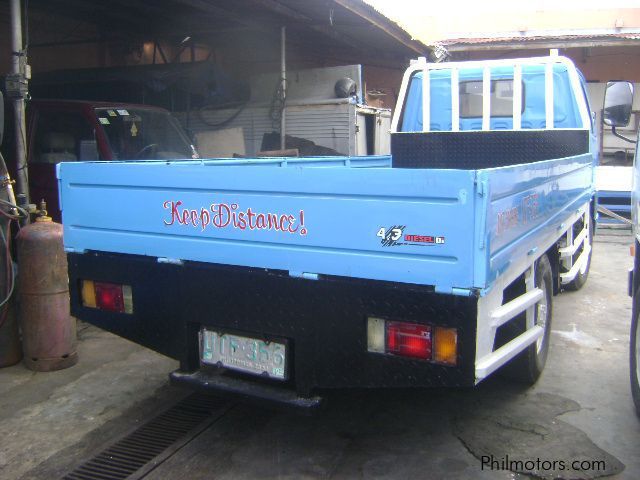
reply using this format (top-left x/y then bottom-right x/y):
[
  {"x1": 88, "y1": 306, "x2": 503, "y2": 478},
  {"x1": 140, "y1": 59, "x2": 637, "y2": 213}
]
[{"x1": 26, "y1": 100, "x2": 198, "y2": 221}]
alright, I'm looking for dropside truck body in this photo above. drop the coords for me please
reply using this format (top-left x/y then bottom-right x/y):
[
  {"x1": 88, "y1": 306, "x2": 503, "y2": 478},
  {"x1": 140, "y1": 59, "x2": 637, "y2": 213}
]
[{"x1": 59, "y1": 56, "x2": 596, "y2": 409}]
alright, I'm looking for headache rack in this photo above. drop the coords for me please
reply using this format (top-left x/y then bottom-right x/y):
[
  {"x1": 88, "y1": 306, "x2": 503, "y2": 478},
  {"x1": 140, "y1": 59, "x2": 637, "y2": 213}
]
[{"x1": 390, "y1": 54, "x2": 591, "y2": 133}]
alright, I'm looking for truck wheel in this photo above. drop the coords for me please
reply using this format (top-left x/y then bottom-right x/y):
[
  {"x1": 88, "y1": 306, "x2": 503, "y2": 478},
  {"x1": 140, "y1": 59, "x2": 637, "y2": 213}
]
[
  {"x1": 501, "y1": 254, "x2": 553, "y2": 384},
  {"x1": 565, "y1": 218, "x2": 593, "y2": 291},
  {"x1": 631, "y1": 292, "x2": 640, "y2": 417}
]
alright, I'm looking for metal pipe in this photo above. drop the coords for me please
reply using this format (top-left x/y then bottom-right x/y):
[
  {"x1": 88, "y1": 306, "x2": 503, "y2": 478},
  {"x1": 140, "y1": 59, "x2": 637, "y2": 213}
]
[
  {"x1": 513, "y1": 65, "x2": 522, "y2": 130},
  {"x1": 482, "y1": 67, "x2": 491, "y2": 131},
  {"x1": 421, "y1": 67, "x2": 429, "y2": 132},
  {"x1": 10, "y1": 0, "x2": 29, "y2": 216},
  {"x1": 280, "y1": 26, "x2": 286, "y2": 150},
  {"x1": 544, "y1": 62, "x2": 554, "y2": 129},
  {"x1": 451, "y1": 67, "x2": 459, "y2": 132},
  {"x1": 10, "y1": 0, "x2": 22, "y2": 79}
]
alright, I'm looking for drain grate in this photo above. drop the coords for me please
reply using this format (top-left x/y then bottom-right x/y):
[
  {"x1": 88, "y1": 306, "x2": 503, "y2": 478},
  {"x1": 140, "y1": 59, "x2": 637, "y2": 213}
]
[{"x1": 63, "y1": 393, "x2": 228, "y2": 480}]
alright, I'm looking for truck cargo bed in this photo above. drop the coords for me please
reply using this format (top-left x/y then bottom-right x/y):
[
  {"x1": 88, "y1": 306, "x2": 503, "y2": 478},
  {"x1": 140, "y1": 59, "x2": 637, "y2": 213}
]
[{"x1": 58, "y1": 153, "x2": 593, "y2": 293}]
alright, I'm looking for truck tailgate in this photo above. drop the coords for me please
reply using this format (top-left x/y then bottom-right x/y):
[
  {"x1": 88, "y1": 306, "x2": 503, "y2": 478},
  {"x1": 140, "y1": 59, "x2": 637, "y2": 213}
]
[{"x1": 58, "y1": 157, "x2": 476, "y2": 290}]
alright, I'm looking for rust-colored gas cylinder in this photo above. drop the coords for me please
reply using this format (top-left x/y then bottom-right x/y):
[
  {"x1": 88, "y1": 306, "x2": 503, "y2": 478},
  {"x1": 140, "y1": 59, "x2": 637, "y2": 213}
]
[{"x1": 17, "y1": 215, "x2": 77, "y2": 371}]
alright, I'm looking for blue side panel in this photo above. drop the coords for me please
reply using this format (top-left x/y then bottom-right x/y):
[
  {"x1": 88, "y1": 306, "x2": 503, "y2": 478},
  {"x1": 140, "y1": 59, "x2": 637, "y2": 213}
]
[
  {"x1": 479, "y1": 154, "x2": 594, "y2": 286},
  {"x1": 59, "y1": 156, "x2": 477, "y2": 290},
  {"x1": 401, "y1": 65, "x2": 583, "y2": 132}
]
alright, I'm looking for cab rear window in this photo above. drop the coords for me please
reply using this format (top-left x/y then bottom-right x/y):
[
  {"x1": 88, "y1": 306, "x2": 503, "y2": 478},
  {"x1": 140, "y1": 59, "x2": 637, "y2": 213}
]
[{"x1": 459, "y1": 79, "x2": 525, "y2": 118}]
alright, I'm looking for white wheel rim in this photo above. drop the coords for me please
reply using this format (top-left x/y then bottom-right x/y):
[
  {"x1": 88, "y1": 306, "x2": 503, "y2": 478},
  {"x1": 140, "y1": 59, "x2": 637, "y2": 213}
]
[
  {"x1": 579, "y1": 224, "x2": 590, "y2": 275},
  {"x1": 579, "y1": 253, "x2": 589, "y2": 275},
  {"x1": 536, "y1": 288, "x2": 548, "y2": 354}
]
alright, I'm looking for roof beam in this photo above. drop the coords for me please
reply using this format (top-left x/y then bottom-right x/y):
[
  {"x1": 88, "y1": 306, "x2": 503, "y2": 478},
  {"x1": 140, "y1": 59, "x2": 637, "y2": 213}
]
[
  {"x1": 29, "y1": 0, "x2": 172, "y2": 37},
  {"x1": 106, "y1": 0, "x2": 199, "y2": 34},
  {"x1": 331, "y1": 0, "x2": 430, "y2": 56},
  {"x1": 171, "y1": 0, "x2": 272, "y2": 30}
]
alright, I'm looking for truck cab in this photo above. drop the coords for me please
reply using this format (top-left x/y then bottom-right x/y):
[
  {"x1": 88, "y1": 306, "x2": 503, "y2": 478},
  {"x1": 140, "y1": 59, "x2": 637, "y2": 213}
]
[
  {"x1": 27, "y1": 100, "x2": 198, "y2": 221},
  {"x1": 396, "y1": 56, "x2": 596, "y2": 148}
]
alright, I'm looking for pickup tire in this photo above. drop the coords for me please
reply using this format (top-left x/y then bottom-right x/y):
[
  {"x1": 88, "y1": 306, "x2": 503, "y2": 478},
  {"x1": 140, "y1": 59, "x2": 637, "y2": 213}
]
[
  {"x1": 564, "y1": 217, "x2": 593, "y2": 291},
  {"x1": 631, "y1": 288, "x2": 640, "y2": 417},
  {"x1": 500, "y1": 254, "x2": 553, "y2": 384}
]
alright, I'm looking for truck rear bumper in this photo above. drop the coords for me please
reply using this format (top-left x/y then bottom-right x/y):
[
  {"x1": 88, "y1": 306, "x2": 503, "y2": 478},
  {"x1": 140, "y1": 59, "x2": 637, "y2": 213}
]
[
  {"x1": 169, "y1": 369, "x2": 324, "y2": 412},
  {"x1": 68, "y1": 252, "x2": 479, "y2": 400}
]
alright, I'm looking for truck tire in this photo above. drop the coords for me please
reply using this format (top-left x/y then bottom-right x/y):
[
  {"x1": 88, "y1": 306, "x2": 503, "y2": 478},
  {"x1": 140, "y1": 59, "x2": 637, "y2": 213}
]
[
  {"x1": 500, "y1": 254, "x2": 553, "y2": 384},
  {"x1": 631, "y1": 290, "x2": 640, "y2": 417},
  {"x1": 564, "y1": 217, "x2": 593, "y2": 291}
]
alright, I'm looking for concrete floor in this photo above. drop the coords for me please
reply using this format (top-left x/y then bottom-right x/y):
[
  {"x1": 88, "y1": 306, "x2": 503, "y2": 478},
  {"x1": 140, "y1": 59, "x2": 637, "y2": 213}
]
[{"x1": 1, "y1": 230, "x2": 639, "y2": 480}]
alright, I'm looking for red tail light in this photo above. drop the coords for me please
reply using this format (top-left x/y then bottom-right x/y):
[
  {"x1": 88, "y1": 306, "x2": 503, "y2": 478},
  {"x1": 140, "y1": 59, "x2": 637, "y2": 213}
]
[
  {"x1": 94, "y1": 282, "x2": 125, "y2": 312},
  {"x1": 386, "y1": 321, "x2": 432, "y2": 360},
  {"x1": 82, "y1": 280, "x2": 133, "y2": 314}
]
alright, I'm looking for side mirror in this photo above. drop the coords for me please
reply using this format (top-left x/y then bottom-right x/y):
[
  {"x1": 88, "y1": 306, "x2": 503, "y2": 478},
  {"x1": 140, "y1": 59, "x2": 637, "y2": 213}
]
[
  {"x1": 603, "y1": 81, "x2": 633, "y2": 127},
  {"x1": 0, "y1": 90, "x2": 4, "y2": 146}
]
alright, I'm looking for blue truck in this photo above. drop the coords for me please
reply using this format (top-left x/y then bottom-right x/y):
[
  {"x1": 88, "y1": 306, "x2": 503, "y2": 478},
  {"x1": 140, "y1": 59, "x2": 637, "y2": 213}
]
[
  {"x1": 58, "y1": 55, "x2": 596, "y2": 409},
  {"x1": 633, "y1": 146, "x2": 640, "y2": 417},
  {"x1": 604, "y1": 80, "x2": 640, "y2": 416},
  {"x1": 633, "y1": 143, "x2": 640, "y2": 416}
]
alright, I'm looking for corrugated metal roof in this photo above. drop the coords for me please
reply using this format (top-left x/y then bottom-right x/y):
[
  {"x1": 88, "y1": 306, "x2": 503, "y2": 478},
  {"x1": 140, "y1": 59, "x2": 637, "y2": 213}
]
[
  {"x1": 23, "y1": 0, "x2": 430, "y2": 61},
  {"x1": 440, "y1": 31, "x2": 640, "y2": 47}
]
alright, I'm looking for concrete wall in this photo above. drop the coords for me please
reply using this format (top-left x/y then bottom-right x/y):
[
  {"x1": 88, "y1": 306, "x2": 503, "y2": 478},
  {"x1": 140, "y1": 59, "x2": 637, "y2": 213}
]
[{"x1": 566, "y1": 46, "x2": 640, "y2": 82}]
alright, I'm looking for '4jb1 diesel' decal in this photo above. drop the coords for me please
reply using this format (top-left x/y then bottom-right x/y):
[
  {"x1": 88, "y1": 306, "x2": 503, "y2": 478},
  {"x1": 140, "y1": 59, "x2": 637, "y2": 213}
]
[{"x1": 377, "y1": 226, "x2": 445, "y2": 247}]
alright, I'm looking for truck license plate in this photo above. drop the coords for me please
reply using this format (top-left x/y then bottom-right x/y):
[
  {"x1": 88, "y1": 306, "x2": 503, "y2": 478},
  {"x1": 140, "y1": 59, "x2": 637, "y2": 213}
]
[{"x1": 200, "y1": 329, "x2": 287, "y2": 380}]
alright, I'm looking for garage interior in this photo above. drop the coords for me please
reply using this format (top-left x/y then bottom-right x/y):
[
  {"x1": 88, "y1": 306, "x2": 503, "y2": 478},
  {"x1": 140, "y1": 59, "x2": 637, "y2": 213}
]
[
  {"x1": 1, "y1": 1, "x2": 639, "y2": 480},
  {"x1": 0, "y1": 0, "x2": 432, "y2": 207}
]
